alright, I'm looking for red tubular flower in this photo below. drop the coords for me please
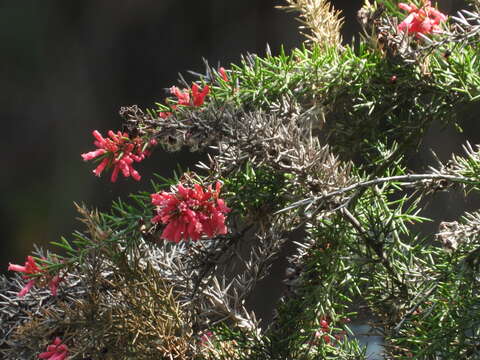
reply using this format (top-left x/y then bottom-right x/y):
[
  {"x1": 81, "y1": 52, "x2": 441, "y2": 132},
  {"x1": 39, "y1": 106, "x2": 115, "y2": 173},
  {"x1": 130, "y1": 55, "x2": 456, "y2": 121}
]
[
  {"x1": 81, "y1": 130, "x2": 154, "y2": 182},
  {"x1": 320, "y1": 319, "x2": 329, "y2": 330},
  {"x1": 151, "y1": 181, "x2": 230, "y2": 243},
  {"x1": 8, "y1": 255, "x2": 40, "y2": 274},
  {"x1": 38, "y1": 337, "x2": 69, "y2": 360},
  {"x1": 8, "y1": 256, "x2": 42, "y2": 297},
  {"x1": 398, "y1": 1, "x2": 447, "y2": 37},
  {"x1": 49, "y1": 275, "x2": 62, "y2": 297},
  {"x1": 18, "y1": 280, "x2": 36, "y2": 297},
  {"x1": 218, "y1": 67, "x2": 229, "y2": 82},
  {"x1": 159, "y1": 111, "x2": 172, "y2": 119}
]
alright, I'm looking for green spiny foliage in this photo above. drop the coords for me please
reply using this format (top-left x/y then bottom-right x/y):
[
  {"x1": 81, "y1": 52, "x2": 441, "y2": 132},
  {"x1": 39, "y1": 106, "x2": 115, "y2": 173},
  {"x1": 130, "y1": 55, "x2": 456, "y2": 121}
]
[{"x1": 222, "y1": 163, "x2": 292, "y2": 220}]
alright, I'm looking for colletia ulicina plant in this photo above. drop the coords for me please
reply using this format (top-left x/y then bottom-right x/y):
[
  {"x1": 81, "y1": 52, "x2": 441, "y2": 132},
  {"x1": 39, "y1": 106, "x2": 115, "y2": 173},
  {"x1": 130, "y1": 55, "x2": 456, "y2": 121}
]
[{"x1": 3, "y1": 0, "x2": 480, "y2": 358}]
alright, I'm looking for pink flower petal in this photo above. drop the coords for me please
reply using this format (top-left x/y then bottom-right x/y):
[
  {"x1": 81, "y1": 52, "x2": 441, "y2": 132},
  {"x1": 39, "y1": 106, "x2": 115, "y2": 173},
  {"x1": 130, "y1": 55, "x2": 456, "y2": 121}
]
[
  {"x1": 130, "y1": 169, "x2": 141, "y2": 181},
  {"x1": 39, "y1": 351, "x2": 54, "y2": 359},
  {"x1": 8, "y1": 263, "x2": 27, "y2": 272},
  {"x1": 39, "y1": 338, "x2": 69, "y2": 360},
  {"x1": 18, "y1": 279, "x2": 36, "y2": 297},
  {"x1": 49, "y1": 276, "x2": 62, "y2": 296},
  {"x1": 81, "y1": 149, "x2": 106, "y2": 161},
  {"x1": 110, "y1": 165, "x2": 120, "y2": 183},
  {"x1": 92, "y1": 130, "x2": 105, "y2": 144},
  {"x1": 398, "y1": 3, "x2": 415, "y2": 12},
  {"x1": 219, "y1": 67, "x2": 228, "y2": 82},
  {"x1": 93, "y1": 158, "x2": 109, "y2": 177}
]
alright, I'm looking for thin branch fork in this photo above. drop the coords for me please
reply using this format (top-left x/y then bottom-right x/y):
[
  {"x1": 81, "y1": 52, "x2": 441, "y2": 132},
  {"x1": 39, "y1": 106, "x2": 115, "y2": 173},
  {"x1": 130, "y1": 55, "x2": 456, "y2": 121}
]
[{"x1": 276, "y1": 173, "x2": 476, "y2": 214}]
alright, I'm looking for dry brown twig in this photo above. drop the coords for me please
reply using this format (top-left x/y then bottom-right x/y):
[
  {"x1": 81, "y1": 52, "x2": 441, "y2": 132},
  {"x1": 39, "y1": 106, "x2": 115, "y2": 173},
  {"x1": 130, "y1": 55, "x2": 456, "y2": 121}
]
[{"x1": 277, "y1": 0, "x2": 344, "y2": 46}]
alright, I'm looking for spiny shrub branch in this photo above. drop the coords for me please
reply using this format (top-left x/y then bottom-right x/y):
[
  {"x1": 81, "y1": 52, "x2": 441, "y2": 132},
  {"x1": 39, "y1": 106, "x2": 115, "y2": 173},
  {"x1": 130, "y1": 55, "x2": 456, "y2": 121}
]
[{"x1": 3, "y1": 1, "x2": 480, "y2": 359}]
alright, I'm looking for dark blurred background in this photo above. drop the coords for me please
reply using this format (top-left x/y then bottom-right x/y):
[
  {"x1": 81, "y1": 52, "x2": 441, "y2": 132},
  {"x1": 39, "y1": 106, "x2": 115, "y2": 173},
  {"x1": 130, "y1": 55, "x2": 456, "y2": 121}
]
[{"x1": 0, "y1": 0, "x2": 474, "y2": 325}]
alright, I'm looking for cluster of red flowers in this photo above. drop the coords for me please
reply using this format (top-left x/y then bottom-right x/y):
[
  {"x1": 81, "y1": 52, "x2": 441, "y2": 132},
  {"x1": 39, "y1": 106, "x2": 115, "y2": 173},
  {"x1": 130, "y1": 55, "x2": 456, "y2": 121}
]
[
  {"x1": 39, "y1": 337, "x2": 69, "y2": 360},
  {"x1": 81, "y1": 130, "x2": 156, "y2": 183},
  {"x1": 315, "y1": 318, "x2": 332, "y2": 344},
  {"x1": 311, "y1": 316, "x2": 350, "y2": 346},
  {"x1": 151, "y1": 181, "x2": 230, "y2": 243},
  {"x1": 81, "y1": 69, "x2": 229, "y2": 180},
  {"x1": 398, "y1": 0, "x2": 447, "y2": 36},
  {"x1": 159, "y1": 83, "x2": 210, "y2": 118},
  {"x1": 158, "y1": 68, "x2": 229, "y2": 119},
  {"x1": 7, "y1": 256, "x2": 62, "y2": 297}
]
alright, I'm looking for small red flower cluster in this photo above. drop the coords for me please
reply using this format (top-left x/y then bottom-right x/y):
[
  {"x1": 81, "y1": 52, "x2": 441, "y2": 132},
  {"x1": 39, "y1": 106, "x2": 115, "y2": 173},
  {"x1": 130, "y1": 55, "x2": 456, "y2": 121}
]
[
  {"x1": 312, "y1": 317, "x2": 350, "y2": 346},
  {"x1": 39, "y1": 337, "x2": 69, "y2": 360},
  {"x1": 158, "y1": 67, "x2": 229, "y2": 119},
  {"x1": 81, "y1": 130, "x2": 156, "y2": 182},
  {"x1": 199, "y1": 331, "x2": 214, "y2": 346},
  {"x1": 398, "y1": 0, "x2": 447, "y2": 37},
  {"x1": 315, "y1": 318, "x2": 332, "y2": 344},
  {"x1": 172, "y1": 83, "x2": 210, "y2": 107},
  {"x1": 159, "y1": 83, "x2": 210, "y2": 118},
  {"x1": 8, "y1": 256, "x2": 62, "y2": 297},
  {"x1": 218, "y1": 67, "x2": 229, "y2": 82},
  {"x1": 151, "y1": 181, "x2": 230, "y2": 243}
]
